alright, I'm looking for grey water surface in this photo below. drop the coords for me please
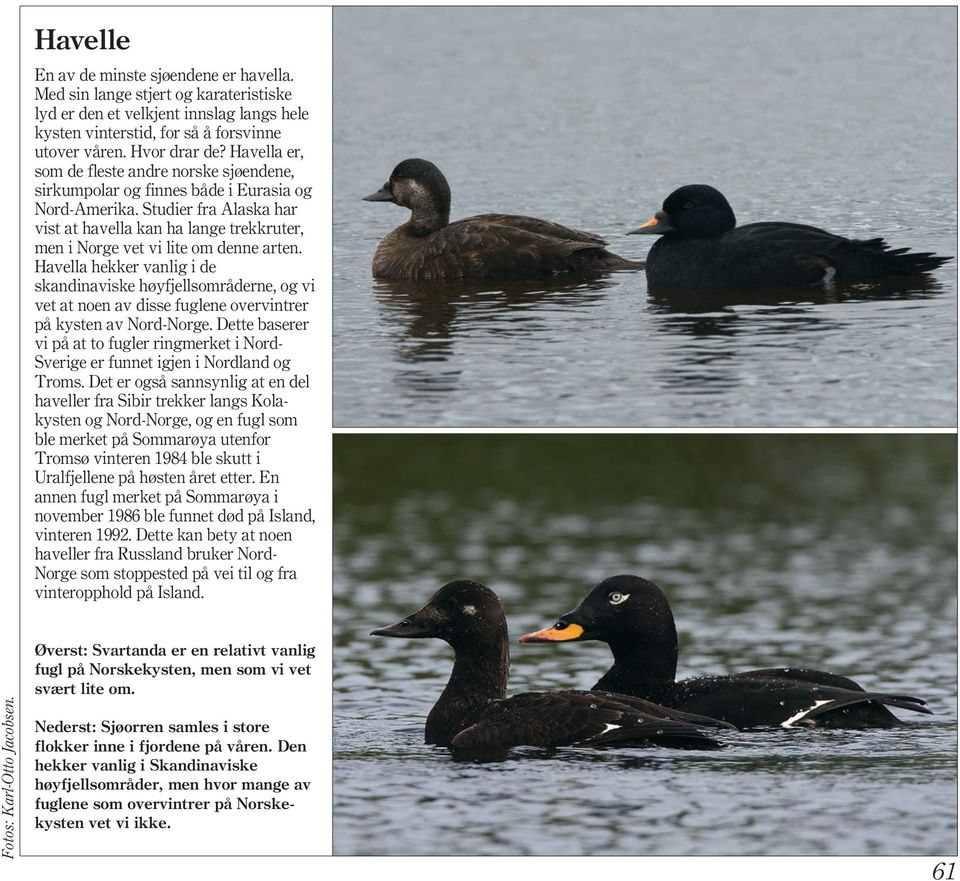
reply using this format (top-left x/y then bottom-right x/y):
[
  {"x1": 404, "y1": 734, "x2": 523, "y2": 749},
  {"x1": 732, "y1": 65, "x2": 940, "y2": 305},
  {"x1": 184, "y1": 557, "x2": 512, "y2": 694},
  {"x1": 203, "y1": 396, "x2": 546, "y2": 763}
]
[
  {"x1": 333, "y1": 7, "x2": 957, "y2": 427},
  {"x1": 333, "y1": 436, "x2": 957, "y2": 855}
]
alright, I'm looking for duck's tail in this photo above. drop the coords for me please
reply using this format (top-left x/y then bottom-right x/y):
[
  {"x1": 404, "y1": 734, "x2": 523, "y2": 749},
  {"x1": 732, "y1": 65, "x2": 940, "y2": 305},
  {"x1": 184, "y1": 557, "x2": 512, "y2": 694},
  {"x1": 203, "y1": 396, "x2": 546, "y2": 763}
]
[
  {"x1": 850, "y1": 238, "x2": 952, "y2": 277},
  {"x1": 784, "y1": 692, "x2": 931, "y2": 728},
  {"x1": 883, "y1": 246, "x2": 952, "y2": 275}
]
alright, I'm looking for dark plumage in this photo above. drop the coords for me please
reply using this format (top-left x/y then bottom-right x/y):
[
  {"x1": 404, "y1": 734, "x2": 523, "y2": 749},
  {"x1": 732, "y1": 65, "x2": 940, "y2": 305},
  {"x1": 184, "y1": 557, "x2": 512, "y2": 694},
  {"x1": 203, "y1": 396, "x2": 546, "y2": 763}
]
[
  {"x1": 629, "y1": 184, "x2": 951, "y2": 289},
  {"x1": 521, "y1": 574, "x2": 932, "y2": 730},
  {"x1": 371, "y1": 580, "x2": 731, "y2": 750},
  {"x1": 363, "y1": 159, "x2": 638, "y2": 280}
]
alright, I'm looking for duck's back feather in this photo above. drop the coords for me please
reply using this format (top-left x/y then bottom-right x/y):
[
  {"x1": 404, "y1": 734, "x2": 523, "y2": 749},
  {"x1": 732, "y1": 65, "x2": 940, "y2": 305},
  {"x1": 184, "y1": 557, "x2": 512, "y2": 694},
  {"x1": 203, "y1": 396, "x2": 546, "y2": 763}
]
[
  {"x1": 450, "y1": 690, "x2": 727, "y2": 750},
  {"x1": 745, "y1": 666, "x2": 866, "y2": 691},
  {"x1": 373, "y1": 215, "x2": 636, "y2": 280},
  {"x1": 647, "y1": 221, "x2": 950, "y2": 289},
  {"x1": 472, "y1": 214, "x2": 609, "y2": 246},
  {"x1": 654, "y1": 673, "x2": 931, "y2": 729}
]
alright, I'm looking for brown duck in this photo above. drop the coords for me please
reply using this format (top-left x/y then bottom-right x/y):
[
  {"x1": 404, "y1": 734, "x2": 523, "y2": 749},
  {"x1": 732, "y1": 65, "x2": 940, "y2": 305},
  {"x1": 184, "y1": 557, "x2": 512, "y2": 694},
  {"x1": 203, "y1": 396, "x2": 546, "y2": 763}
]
[{"x1": 363, "y1": 159, "x2": 638, "y2": 280}]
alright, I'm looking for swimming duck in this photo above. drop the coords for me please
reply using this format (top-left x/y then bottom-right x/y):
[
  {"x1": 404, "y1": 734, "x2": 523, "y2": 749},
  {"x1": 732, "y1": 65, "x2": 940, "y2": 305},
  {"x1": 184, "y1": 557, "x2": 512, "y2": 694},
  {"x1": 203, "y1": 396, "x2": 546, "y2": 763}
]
[
  {"x1": 363, "y1": 159, "x2": 638, "y2": 280},
  {"x1": 629, "y1": 184, "x2": 950, "y2": 289},
  {"x1": 372, "y1": 579, "x2": 731, "y2": 750},
  {"x1": 521, "y1": 574, "x2": 932, "y2": 730}
]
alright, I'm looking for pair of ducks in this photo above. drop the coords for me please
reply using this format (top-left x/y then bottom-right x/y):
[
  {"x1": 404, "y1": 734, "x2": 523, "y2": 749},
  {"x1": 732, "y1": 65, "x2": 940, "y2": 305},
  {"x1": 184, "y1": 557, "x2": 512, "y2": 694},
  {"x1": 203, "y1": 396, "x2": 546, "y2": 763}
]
[
  {"x1": 364, "y1": 159, "x2": 949, "y2": 286},
  {"x1": 372, "y1": 575, "x2": 931, "y2": 752}
]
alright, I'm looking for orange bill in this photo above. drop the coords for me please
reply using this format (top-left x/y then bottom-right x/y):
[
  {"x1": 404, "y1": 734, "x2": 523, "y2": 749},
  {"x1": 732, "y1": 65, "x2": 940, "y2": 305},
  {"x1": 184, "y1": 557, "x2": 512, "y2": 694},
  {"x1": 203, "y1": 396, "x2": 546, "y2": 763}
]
[{"x1": 519, "y1": 622, "x2": 584, "y2": 643}]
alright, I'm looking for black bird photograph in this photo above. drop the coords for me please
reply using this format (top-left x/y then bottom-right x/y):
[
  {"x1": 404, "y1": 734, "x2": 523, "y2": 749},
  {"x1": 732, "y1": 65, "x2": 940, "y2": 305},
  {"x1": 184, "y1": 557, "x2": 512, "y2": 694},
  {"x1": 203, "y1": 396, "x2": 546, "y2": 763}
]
[
  {"x1": 522, "y1": 574, "x2": 933, "y2": 730},
  {"x1": 630, "y1": 184, "x2": 950, "y2": 289},
  {"x1": 335, "y1": 435, "x2": 956, "y2": 856},
  {"x1": 372, "y1": 579, "x2": 730, "y2": 750}
]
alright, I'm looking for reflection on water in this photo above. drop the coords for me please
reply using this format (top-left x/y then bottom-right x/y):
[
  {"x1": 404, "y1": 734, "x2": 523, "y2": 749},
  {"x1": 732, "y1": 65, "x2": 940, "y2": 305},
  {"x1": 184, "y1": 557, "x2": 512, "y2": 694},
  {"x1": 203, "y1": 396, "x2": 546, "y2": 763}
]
[
  {"x1": 372, "y1": 274, "x2": 622, "y2": 410},
  {"x1": 644, "y1": 281, "x2": 945, "y2": 395},
  {"x1": 374, "y1": 275, "x2": 619, "y2": 402},
  {"x1": 646, "y1": 275, "x2": 945, "y2": 314},
  {"x1": 333, "y1": 7, "x2": 957, "y2": 426},
  {"x1": 372, "y1": 274, "x2": 947, "y2": 404},
  {"x1": 375, "y1": 274, "x2": 618, "y2": 353},
  {"x1": 333, "y1": 436, "x2": 957, "y2": 855}
]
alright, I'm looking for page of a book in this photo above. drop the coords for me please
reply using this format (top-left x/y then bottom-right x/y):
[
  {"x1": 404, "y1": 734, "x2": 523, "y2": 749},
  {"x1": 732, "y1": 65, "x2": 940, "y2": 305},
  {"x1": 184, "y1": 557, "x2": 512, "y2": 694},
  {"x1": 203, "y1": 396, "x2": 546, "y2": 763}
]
[{"x1": 6, "y1": 2, "x2": 956, "y2": 878}]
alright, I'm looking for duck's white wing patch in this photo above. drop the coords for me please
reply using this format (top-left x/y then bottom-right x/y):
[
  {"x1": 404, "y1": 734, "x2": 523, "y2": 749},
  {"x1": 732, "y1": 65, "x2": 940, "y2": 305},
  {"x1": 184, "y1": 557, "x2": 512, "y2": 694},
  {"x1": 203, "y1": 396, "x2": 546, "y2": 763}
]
[
  {"x1": 583, "y1": 721, "x2": 623, "y2": 743},
  {"x1": 781, "y1": 699, "x2": 834, "y2": 728}
]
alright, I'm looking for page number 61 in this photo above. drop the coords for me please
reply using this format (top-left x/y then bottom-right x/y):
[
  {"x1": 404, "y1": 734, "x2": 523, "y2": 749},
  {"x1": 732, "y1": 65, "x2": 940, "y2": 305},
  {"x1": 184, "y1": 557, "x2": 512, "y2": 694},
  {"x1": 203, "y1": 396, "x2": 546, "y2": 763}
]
[{"x1": 934, "y1": 864, "x2": 956, "y2": 880}]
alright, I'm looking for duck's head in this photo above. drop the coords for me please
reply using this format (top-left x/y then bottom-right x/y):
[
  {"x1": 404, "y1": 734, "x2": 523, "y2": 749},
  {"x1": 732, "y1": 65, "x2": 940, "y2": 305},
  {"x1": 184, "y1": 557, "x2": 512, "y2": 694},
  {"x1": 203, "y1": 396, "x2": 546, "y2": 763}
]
[
  {"x1": 628, "y1": 185, "x2": 736, "y2": 239},
  {"x1": 520, "y1": 574, "x2": 676, "y2": 648},
  {"x1": 372, "y1": 579, "x2": 507, "y2": 649},
  {"x1": 363, "y1": 158, "x2": 452, "y2": 231}
]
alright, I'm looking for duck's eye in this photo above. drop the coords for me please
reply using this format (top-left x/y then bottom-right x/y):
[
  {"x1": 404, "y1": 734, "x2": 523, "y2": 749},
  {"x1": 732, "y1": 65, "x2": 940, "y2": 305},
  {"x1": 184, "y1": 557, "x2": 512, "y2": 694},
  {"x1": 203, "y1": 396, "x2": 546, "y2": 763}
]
[
  {"x1": 554, "y1": 621, "x2": 568, "y2": 630},
  {"x1": 608, "y1": 592, "x2": 629, "y2": 605}
]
